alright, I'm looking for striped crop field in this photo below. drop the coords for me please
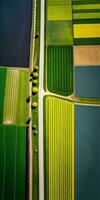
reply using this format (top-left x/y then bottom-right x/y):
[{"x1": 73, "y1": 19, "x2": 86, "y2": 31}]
[
  {"x1": 46, "y1": 46, "x2": 73, "y2": 95},
  {"x1": 72, "y1": 0, "x2": 100, "y2": 44},
  {"x1": 44, "y1": 96, "x2": 74, "y2": 200},
  {"x1": 44, "y1": 96, "x2": 100, "y2": 200},
  {"x1": 0, "y1": 67, "x2": 29, "y2": 125}
]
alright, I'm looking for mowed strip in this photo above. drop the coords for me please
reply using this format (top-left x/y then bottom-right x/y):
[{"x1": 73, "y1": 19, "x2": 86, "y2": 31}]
[
  {"x1": 0, "y1": 68, "x2": 7, "y2": 124},
  {"x1": 3, "y1": 69, "x2": 29, "y2": 125},
  {"x1": 72, "y1": 0, "x2": 100, "y2": 5}
]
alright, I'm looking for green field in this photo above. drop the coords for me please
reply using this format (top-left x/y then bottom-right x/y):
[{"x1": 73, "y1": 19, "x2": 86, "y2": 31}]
[
  {"x1": 46, "y1": 46, "x2": 73, "y2": 95},
  {"x1": 47, "y1": 0, "x2": 73, "y2": 45},
  {"x1": 0, "y1": 125, "x2": 27, "y2": 200}
]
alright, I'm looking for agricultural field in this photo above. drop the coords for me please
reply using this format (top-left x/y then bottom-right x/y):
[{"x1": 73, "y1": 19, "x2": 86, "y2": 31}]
[
  {"x1": 0, "y1": 125, "x2": 27, "y2": 199},
  {"x1": 0, "y1": 68, "x2": 29, "y2": 125},
  {"x1": 0, "y1": 0, "x2": 100, "y2": 200}
]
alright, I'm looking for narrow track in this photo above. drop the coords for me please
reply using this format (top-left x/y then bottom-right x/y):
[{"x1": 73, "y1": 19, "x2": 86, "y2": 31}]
[{"x1": 28, "y1": 0, "x2": 37, "y2": 199}]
